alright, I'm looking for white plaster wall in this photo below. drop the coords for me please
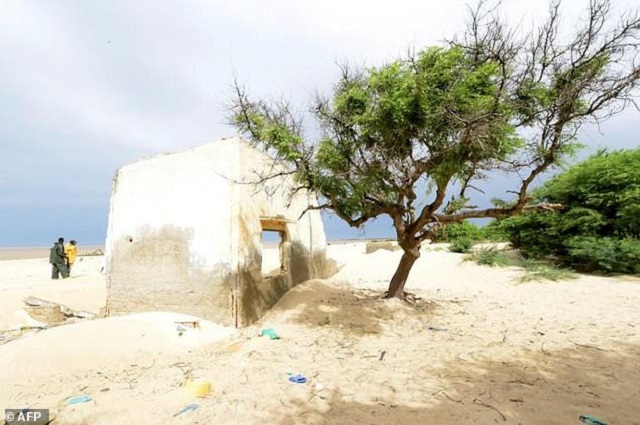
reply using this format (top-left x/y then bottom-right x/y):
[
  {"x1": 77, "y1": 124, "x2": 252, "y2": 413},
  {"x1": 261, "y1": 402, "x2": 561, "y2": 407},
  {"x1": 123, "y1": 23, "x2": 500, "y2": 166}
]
[
  {"x1": 236, "y1": 141, "x2": 327, "y2": 260},
  {"x1": 105, "y1": 137, "x2": 330, "y2": 325},
  {"x1": 105, "y1": 140, "x2": 242, "y2": 271}
]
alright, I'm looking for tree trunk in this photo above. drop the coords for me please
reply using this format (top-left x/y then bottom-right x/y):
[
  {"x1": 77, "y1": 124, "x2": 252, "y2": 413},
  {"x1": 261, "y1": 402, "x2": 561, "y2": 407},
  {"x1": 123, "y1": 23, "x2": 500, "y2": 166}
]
[{"x1": 385, "y1": 247, "x2": 420, "y2": 299}]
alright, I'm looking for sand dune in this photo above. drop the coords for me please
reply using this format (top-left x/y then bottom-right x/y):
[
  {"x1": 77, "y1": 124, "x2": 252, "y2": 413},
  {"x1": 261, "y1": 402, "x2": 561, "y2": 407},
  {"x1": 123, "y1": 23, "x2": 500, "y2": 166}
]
[{"x1": 0, "y1": 242, "x2": 639, "y2": 424}]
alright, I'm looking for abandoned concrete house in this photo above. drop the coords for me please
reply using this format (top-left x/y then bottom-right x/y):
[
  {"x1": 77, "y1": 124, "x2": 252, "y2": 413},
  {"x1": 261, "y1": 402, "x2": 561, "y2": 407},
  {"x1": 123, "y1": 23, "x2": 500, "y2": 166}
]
[{"x1": 104, "y1": 137, "x2": 332, "y2": 327}]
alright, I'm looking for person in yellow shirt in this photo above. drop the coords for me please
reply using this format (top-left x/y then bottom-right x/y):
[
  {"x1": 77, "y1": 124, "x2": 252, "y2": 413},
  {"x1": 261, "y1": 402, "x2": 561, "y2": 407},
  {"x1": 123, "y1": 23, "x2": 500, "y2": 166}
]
[{"x1": 65, "y1": 240, "x2": 78, "y2": 274}]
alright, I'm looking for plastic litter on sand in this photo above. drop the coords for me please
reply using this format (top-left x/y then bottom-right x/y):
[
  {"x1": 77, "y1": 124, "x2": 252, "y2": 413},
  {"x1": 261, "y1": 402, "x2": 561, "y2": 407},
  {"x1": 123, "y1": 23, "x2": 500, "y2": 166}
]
[
  {"x1": 260, "y1": 328, "x2": 280, "y2": 340},
  {"x1": 288, "y1": 374, "x2": 307, "y2": 384},
  {"x1": 68, "y1": 395, "x2": 92, "y2": 405},
  {"x1": 173, "y1": 404, "x2": 199, "y2": 417}
]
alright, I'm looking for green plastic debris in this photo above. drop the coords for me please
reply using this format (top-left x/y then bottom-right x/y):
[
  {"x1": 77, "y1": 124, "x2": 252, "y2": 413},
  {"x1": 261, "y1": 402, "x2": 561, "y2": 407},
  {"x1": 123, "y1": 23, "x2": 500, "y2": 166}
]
[
  {"x1": 579, "y1": 415, "x2": 609, "y2": 425},
  {"x1": 260, "y1": 328, "x2": 280, "y2": 340}
]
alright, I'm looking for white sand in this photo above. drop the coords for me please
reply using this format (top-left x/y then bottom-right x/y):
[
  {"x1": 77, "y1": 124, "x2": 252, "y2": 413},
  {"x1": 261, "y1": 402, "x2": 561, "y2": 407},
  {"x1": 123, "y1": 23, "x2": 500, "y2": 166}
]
[
  {"x1": 0, "y1": 312, "x2": 235, "y2": 379},
  {"x1": 1, "y1": 243, "x2": 639, "y2": 424}
]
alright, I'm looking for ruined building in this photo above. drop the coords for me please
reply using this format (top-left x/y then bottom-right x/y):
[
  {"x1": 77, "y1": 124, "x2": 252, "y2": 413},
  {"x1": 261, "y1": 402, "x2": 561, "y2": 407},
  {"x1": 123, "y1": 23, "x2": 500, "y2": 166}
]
[{"x1": 104, "y1": 137, "x2": 332, "y2": 326}]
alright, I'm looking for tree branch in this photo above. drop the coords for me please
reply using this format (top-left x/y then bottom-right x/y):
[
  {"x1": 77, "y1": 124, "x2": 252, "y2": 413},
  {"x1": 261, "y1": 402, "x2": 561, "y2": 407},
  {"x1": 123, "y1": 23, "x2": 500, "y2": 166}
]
[{"x1": 433, "y1": 202, "x2": 563, "y2": 223}]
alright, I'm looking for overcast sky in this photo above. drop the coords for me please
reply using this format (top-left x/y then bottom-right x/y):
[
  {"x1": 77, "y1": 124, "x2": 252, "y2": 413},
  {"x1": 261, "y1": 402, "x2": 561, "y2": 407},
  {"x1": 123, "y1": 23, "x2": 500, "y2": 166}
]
[{"x1": 1, "y1": 0, "x2": 638, "y2": 246}]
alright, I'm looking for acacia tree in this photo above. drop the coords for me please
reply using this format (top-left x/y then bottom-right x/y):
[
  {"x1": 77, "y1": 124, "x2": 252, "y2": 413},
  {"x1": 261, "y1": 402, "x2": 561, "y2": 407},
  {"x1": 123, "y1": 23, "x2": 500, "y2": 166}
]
[{"x1": 229, "y1": 0, "x2": 640, "y2": 299}]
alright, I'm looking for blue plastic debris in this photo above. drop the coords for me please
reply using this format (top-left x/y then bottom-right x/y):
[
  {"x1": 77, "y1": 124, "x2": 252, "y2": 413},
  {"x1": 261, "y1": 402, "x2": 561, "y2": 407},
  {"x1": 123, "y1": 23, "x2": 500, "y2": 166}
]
[
  {"x1": 68, "y1": 395, "x2": 92, "y2": 405},
  {"x1": 288, "y1": 374, "x2": 307, "y2": 384},
  {"x1": 173, "y1": 403, "x2": 199, "y2": 417}
]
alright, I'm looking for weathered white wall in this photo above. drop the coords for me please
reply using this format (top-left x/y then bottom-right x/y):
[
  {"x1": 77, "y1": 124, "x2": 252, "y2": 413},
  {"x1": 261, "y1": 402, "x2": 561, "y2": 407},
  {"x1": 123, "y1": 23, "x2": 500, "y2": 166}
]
[
  {"x1": 105, "y1": 142, "x2": 241, "y2": 271},
  {"x1": 105, "y1": 140, "x2": 245, "y2": 324},
  {"x1": 231, "y1": 142, "x2": 330, "y2": 325},
  {"x1": 105, "y1": 137, "x2": 331, "y2": 326},
  {"x1": 236, "y1": 141, "x2": 327, "y2": 255}
]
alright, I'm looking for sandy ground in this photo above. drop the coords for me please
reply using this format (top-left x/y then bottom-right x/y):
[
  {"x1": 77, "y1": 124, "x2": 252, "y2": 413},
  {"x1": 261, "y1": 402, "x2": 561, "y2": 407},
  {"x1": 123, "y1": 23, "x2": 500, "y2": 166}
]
[
  {"x1": 0, "y1": 256, "x2": 107, "y2": 331},
  {"x1": 0, "y1": 242, "x2": 639, "y2": 424}
]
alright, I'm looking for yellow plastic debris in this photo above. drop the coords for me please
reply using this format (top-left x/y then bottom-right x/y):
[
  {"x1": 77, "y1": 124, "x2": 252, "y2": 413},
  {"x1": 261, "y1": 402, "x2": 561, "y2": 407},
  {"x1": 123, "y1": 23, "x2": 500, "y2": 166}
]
[
  {"x1": 184, "y1": 380, "x2": 211, "y2": 398},
  {"x1": 223, "y1": 342, "x2": 242, "y2": 353}
]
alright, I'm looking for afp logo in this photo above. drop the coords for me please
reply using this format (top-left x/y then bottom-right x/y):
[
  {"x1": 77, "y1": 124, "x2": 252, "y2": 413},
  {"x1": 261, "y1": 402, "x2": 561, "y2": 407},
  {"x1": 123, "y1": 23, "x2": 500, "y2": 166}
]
[{"x1": 4, "y1": 409, "x2": 50, "y2": 425}]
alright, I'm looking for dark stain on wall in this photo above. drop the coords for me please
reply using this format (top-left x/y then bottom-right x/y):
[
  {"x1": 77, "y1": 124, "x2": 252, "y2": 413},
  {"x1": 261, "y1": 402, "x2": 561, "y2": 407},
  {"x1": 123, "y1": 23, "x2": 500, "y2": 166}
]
[
  {"x1": 236, "y1": 240, "x2": 335, "y2": 327},
  {"x1": 106, "y1": 225, "x2": 234, "y2": 325},
  {"x1": 107, "y1": 223, "x2": 336, "y2": 328}
]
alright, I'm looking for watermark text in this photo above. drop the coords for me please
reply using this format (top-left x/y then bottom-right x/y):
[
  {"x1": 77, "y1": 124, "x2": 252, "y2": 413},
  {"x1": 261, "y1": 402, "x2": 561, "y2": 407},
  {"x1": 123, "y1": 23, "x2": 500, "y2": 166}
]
[{"x1": 4, "y1": 409, "x2": 49, "y2": 425}]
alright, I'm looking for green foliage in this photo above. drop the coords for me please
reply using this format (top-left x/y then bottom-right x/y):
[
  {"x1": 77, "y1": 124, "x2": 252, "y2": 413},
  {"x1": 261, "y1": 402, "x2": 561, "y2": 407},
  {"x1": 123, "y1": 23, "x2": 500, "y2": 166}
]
[
  {"x1": 233, "y1": 46, "x2": 524, "y2": 223},
  {"x1": 499, "y1": 149, "x2": 640, "y2": 274},
  {"x1": 482, "y1": 220, "x2": 511, "y2": 242},
  {"x1": 436, "y1": 221, "x2": 485, "y2": 242},
  {"x1": 565, "y1": 237, "x2": 640, "y2": 275},
  {"x1": 494, "y1": 213, "x2": 562, "y2": 258},
  {"x1": 517, "y1": 260, "x2": 578, "y2": 283},
  {"x1": 469, "y1": 247, "x2": 511, "y2": 267},
  {"x1": 466, "y1": 247, "x2": 577, "y2": 282},
  {"x1": 542, "y1": 149, "x2": 640, "y2": 238},
  {"x1": 449, "y1": 238, "x2": 474, "y2": 253},
  {"x1": 442, "y1": 221, "x2": 488, "y2": 253}
]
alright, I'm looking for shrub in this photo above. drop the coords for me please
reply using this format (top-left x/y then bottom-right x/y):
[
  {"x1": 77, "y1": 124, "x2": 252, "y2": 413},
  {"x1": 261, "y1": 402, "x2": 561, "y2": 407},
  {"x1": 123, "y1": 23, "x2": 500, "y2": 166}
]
[
  {"x1": 436, "y1": 221, "x2": 485, "y2": 243},
  {"x1": 449, "y1": 238, "x2": 473, "y2": 253},
  {"x1": 499, "y1": 149, "x2": 640, "y2": 275},
  {"x1": 498, "y1": 212, "x2": 563, "y2": 258},
  {"x1": 482, "y1": 220, "x2": 510, "y2": 242},
  {"x1": 467, "y1": 248, "x2": 577, "y2": 282},
  {"x1": 469, "y1": 247, "x2": 511, "y2": 267},
  {"x1": 565, "y1": 236, "x2": 640, "y2": 274},
  {"x1": 517, "y1": 259, "x2": 577, "y2": 283}
]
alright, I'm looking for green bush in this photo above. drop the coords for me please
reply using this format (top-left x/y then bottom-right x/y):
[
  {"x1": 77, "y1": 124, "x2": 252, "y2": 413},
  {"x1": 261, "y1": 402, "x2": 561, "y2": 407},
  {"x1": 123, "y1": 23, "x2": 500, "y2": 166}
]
[
  {"x1": 466, "y1": 249, "x2": 577, "y2": 282},
  {"x1": 469, "y1": 247, "x2": 511, "y2": 266},
  {"x1": 449, "y1": 238, "x2": 473, "y2": 253},
  {"x1": 499, "y1": 149, "x2": 640, "y2": 275},
  {"x1": 482, "y1": 220, "x2": 510, "y2": 242},
  {"x1": 436, "y1": 221, "x2": 485, "y2": 243},
  {"x1": 517, "y1": 259, "x2": 577, "y2": 283},
  {"x1": 498, "y1": 213, "x2": 562, "y2": 258},
  {"x1": 565, "y1": 236, "x2": 640, "y2": 274}
]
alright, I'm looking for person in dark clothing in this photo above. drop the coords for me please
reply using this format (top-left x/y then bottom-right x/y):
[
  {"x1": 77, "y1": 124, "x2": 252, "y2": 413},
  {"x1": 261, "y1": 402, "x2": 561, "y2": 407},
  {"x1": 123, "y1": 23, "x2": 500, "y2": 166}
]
[{"x1": 50, "y1": 237, "x2": 69, "y2": 279}]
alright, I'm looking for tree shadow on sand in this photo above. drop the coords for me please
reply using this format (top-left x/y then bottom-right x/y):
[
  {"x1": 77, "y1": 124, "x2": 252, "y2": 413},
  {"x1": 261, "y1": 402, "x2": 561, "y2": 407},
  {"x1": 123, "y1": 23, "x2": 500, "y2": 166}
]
[
  {"x1": 273, "y1": 341, "x2": 640, "y2": 425},
  {"x1": 268, "y1": 279, "x2": 438, "y2": 338}
]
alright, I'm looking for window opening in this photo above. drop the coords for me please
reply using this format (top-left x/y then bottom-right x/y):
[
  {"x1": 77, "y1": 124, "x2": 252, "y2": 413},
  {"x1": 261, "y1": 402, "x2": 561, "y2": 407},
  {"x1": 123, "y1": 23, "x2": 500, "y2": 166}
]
[{"x1": 260, "y1": 218, "x2": 288, "y2": 277}]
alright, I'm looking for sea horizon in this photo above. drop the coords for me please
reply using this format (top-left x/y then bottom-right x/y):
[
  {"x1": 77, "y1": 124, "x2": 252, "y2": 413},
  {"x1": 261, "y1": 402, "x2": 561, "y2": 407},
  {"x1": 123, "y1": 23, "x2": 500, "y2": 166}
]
[{"x1": 0, "y1": 238, "x2": 394, "y2": 261}]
